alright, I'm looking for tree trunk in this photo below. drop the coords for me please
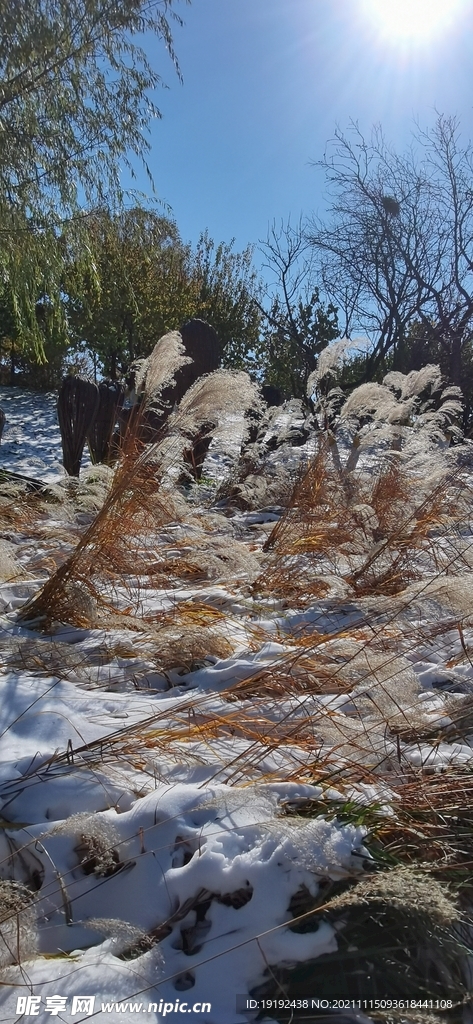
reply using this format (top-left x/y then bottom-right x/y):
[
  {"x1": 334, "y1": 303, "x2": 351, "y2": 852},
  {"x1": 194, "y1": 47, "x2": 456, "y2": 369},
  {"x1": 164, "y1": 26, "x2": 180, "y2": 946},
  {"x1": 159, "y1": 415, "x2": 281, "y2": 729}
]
[
  {"x1": 10, "y1": 339, "x2": 15, "y2": 386},
  {"x1": 109, "y1": 349, "x2": 117, "y2": 381},
  {"x1": 449, "y1": 332, "x2": 462, "y2": 387}
]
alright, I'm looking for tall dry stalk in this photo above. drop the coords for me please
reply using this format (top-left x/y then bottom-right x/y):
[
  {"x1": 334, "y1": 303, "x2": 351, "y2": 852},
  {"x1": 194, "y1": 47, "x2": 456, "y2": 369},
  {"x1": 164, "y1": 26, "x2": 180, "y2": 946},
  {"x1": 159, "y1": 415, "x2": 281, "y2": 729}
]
[{"x1": 18, "y1": 346, "x2": 260, "y2": 630}]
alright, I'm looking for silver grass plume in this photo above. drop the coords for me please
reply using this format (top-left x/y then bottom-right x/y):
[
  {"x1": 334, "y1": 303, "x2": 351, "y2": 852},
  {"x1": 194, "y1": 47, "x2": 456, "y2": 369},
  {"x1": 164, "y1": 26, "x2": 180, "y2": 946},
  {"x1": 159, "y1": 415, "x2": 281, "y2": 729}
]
[
  {"x1": 153, "y1": 369, "x2": 262, "y2": 468},
  {"x1": 0, "y1": 881, "x2": 37, "y2": 967},
  {"x1": 45, "y1": 811, "x2": 119, "y2": 841},
  {"x1": 384, "y1": 364, "x2": 443, "y2": 399},
  {"x1": 173, "y1": 369, "x2": 261, "y2": 433},
  {"x1": 309, "y1": 338, "x2": 362, "y2": 388},
  {"x1": 312, "y1": 362, "x2": 463, "y2": 478},
  {"x1": 326, "y1": 865, "x2": 458, "y2": 925},
  {"x1": 134, "y1": 330, "x2": 192, "y2": 410},
  {"x1": 46, "y1": 812, "x2": 121, "y2": 876},
  {"x1": 85, "y1": 918, "x2": 159, "y2": 957},
  {"x1": 340, "y1": 382, "x2": 402, "y2": 424}
]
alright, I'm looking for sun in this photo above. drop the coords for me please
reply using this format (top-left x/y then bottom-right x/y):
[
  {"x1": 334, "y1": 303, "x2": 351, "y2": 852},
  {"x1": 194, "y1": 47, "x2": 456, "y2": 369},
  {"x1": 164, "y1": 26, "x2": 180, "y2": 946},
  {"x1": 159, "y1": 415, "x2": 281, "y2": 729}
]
[{"x1": 361, "y1": 0, "x2": 465, "y2": 45}]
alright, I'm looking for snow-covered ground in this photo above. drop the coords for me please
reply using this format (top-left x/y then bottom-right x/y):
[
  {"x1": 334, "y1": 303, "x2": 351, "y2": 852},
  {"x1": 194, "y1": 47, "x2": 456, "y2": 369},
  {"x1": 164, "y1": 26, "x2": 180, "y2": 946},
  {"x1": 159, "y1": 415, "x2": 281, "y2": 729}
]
[
  {"x1": 0, "y1": 386, "x2": 471, "y2": 1023},
  {"x1": 0, "y1": 387, "x2": 80, "y2": 482}
]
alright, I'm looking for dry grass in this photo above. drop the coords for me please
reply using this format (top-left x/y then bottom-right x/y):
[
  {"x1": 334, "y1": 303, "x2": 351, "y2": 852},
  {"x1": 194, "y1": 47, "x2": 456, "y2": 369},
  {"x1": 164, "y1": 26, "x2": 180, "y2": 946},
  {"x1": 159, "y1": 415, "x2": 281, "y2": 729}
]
[
  {"x1": 3, "y1": 388, "x2": 473, "y2": 1010},
  {"x1": 255, "y1": 442, "x2": 471, "y2": 605},
  {"x1": 17, "y1": 366, "x2": 261, "y2": 632},
  {"x1": 0, "y1": 881, "x2": 37, "y2": 967}
]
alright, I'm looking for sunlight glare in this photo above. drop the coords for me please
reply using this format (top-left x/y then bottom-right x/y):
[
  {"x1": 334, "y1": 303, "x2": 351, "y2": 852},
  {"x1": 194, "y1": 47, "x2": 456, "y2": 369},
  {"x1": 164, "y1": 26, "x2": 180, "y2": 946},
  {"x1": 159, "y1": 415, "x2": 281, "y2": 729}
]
[{"x1": 361, "y1": 0, "x2": 465, "y2": 45}]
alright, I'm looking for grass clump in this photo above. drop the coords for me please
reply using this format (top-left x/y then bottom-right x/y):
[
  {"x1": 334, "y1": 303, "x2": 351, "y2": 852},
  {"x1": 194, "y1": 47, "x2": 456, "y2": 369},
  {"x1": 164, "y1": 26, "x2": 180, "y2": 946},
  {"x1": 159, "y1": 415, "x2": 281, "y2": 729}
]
[{"x1": 0, "y1": 881, "x2": 37, "y2": 968}]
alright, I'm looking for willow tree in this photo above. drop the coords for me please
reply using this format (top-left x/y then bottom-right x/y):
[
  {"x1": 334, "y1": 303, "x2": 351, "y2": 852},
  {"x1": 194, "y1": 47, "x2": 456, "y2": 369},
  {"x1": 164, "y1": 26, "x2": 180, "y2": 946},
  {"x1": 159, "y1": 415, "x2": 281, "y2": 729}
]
[{"x1": 0, "y1": 0, "x2": 188, "y2": 364}]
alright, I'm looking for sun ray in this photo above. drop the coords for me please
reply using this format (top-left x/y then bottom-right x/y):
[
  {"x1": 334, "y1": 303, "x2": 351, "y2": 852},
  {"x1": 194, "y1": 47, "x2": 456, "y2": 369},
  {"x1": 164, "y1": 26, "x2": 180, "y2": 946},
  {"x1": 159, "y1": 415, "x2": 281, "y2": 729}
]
[{"x1": 361, "y1": 0, "x2": 465, "y2": 46}]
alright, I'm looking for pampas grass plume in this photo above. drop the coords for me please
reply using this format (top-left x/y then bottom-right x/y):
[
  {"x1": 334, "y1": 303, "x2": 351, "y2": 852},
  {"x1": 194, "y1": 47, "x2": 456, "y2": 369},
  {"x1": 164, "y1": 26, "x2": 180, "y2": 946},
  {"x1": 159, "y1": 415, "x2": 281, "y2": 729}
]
[
  {"x1": 135, "y1": 331, "x2": 192, "y2": 409},
  {"x1": 172, "y1": 369, "x2": 262, "y2": 434}
]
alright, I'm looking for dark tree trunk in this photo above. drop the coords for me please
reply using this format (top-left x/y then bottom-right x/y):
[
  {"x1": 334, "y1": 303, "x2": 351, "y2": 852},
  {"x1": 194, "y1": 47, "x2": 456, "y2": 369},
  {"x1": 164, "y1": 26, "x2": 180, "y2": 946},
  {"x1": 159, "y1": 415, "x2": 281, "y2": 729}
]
[
  {"x1": 57, "y1": 376, "x2": 100, "y2": 477},
  {"x1": 109, "y1": 349, "x2": 118, "y2": 381},
  {"x1": 449, "y1": 332, "x2": 462, "y2": 387},
  {"x1": 10, "y1": 340, "x2": 15, "y2": 386},
  {"x1": 87, "y1": 381, "x2": 125, "y2": 465}
]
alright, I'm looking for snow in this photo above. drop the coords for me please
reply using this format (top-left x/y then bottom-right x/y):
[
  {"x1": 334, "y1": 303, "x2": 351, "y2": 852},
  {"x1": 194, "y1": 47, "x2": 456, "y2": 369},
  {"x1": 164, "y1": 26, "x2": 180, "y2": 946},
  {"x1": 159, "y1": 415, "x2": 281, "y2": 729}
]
[
  {"x1": 0, "y1": 386, "x2": 471, "y2": 1022},
  {"x1": 0, "y1": 386, "x2": 89, "y2": 482}
]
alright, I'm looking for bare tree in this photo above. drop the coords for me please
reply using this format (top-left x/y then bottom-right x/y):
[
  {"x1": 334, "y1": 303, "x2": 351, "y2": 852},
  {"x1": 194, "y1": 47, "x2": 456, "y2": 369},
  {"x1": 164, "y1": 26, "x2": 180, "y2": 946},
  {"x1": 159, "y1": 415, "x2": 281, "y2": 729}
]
[
  {"x1": 308, "y1": 115, "x2": 473, "y2": 386},
  {"x1": 256, "y1": 220, "x2": 339, "y2": 396}
]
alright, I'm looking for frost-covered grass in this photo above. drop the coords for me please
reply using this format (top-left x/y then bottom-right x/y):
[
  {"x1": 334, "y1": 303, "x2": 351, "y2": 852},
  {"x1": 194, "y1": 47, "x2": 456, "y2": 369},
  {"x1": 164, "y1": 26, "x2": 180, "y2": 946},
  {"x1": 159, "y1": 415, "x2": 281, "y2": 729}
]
[{"x1": 0, "y1": 358, "x2": 472, "y2": 1023}]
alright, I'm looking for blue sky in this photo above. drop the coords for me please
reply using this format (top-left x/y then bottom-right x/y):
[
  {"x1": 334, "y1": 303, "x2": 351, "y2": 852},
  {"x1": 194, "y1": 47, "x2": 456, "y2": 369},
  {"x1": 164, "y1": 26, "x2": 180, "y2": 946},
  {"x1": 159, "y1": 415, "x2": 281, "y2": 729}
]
[{"x1": 124, "y1": 0, "x2": 473, "y2": 279}]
